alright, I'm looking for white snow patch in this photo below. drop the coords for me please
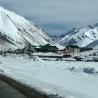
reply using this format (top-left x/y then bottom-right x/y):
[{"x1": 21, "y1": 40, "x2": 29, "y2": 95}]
[{"x1": 0, "y1": 55, "x2": 98, "y2": 98}]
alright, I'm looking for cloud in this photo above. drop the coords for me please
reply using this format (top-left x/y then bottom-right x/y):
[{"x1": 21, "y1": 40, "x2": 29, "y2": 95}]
[
  {"x1": 0, "y1": 0, "x2": 98, "y2": 35},
  {"x1": 39, "y1": 23, "x2": 71, "y2": 35}
]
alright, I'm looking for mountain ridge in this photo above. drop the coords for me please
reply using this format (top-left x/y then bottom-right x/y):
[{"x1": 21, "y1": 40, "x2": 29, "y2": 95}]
[
  {"x1": 0, "y1": 7, "x2": 52, "y2": 51},
  {"x1": 59, "y1": 24, "x2": 98, "y2": 48}
]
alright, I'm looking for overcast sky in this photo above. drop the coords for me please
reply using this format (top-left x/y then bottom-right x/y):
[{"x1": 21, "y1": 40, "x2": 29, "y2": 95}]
[{"x1": 0, "y1": 0, "x2": 98, "y2": 35}]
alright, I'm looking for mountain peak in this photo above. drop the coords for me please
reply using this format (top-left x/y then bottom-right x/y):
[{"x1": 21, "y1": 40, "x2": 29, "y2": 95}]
[
  {"x1": 0, "y1": 7, "x2": 51, "y2": 51},
  {"x1": 59, "y1": 23, "x2": 98, "y2": 48},
  {"x1": 0, "y1": 6, "x2": 4, "y2": 11}
]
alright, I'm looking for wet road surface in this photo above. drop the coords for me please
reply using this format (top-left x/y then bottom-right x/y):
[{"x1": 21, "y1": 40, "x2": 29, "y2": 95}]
[{"x1": 0, "y1": 80, "x2": 27, "y2": 98}]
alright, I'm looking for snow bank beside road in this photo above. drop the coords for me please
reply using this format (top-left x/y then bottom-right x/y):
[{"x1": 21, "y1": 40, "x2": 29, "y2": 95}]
[{"x1": 0, "y1": 55, "x2": 98, "y2": 98}]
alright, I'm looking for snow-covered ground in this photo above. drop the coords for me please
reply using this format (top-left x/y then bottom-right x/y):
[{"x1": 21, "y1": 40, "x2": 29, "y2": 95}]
[
  {"x1": 33, "y1": 52, "x2": 63, "y2": 56},
  {"x1": 0, "y1": 54, "x2": 98, "y2": 98}
]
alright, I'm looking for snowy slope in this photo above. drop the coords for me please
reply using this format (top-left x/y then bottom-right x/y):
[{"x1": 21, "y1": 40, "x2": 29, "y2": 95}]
[
  {"x1": 59, "y1": 25, "x2": 98, "y2": 48},
  {"x1": 0, "y1": 7, "x2": 51, "y2": 50},
  {"x1": 0, "y1": 55, "x2": 98, "y2": 98}
]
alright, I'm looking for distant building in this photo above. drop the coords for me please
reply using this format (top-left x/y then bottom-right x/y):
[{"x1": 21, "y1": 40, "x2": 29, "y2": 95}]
[{"x1": 58, "y1": 45, "x2": 80, "y2": 56}]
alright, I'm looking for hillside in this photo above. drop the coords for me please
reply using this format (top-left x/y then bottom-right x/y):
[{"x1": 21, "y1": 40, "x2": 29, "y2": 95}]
[
  {"x1": 59, "y1": 25, "x2": 98, "y2": 48},
  {"x1": 0, "y1": 7, "x2": 51, "y2": 51}
]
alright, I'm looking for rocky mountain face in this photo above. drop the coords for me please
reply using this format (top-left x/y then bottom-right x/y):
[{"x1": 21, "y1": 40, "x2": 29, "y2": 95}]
[
  {"x1": 59, "y1": 25, "x2": 98, "y2": 48},
  {"x1": 0, "y1": 7, "x2": 52, "y2": 51}
]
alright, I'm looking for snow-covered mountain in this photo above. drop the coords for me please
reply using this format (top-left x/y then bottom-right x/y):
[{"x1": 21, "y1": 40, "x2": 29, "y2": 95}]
[
  {"x1": 59, "y1": 25, "x2": 98, "y2": 48},
  {"x1": 0, "y1": 7, "x2": 52, "y2": 51}
]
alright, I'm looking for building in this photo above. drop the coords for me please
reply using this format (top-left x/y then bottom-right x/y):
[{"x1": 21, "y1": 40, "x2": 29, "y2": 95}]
[{"x1": 58, "y1": 45, "x2": 80, "y2": 56}]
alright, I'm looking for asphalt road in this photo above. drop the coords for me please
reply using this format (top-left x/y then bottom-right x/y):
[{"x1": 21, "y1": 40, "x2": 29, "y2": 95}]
[{"x1": 0, "y1": 80, "x2": 27, "y2": 98}]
